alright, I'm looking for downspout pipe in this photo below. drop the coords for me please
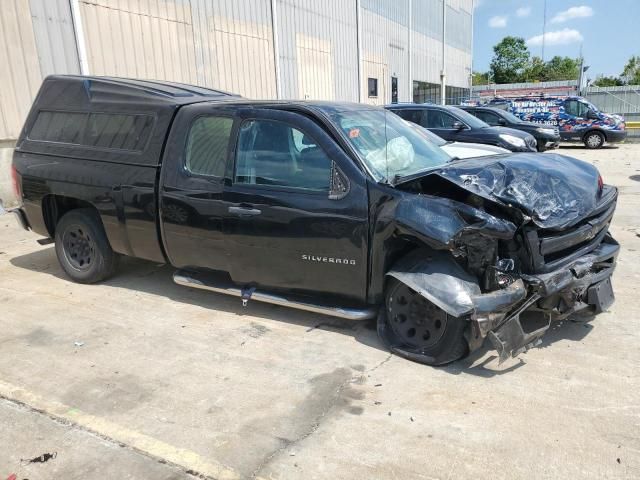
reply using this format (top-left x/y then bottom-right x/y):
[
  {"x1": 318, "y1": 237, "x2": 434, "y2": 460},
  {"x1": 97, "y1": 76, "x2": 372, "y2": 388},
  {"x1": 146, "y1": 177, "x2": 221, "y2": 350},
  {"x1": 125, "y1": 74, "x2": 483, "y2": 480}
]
[
  {"x1": 407, "y1": 0, "x2": 412, "y2": 103},
  {"x1": 356, "y1": 0, "x2": 363, "y2": 103},
  {"x1": 270, "y1": 0, "x2": 282, "y2": 99},
  {"x1": 69, "y1": 0, "x2": 90, "y2": 75},
  {"x1": 440, "y1": 0, "x2": 446, "y2": 105}
]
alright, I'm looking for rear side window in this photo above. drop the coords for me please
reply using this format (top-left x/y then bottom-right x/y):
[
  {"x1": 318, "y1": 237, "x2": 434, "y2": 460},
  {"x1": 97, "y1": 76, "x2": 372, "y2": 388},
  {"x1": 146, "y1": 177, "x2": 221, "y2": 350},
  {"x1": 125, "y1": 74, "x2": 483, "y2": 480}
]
[
  {"x1": 29, "y1": 111, "x2": 85, "y2": 144},
  {"x1": 28, "y1": 111, "x2": 153, "y2": 152},
  {"x1": 185, "y1": 116, "x2": 233, "y2": 177},
  {"x1": 84, "y1": 113, "x2": 153, "y2": 150}
]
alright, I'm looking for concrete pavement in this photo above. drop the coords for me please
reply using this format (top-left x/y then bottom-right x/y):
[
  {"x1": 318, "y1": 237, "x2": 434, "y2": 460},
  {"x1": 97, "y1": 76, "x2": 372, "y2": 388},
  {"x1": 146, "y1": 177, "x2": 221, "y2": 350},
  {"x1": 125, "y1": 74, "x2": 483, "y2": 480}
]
[{"x1": 1, "y1": 144, "x2": 639, "y2": 479}]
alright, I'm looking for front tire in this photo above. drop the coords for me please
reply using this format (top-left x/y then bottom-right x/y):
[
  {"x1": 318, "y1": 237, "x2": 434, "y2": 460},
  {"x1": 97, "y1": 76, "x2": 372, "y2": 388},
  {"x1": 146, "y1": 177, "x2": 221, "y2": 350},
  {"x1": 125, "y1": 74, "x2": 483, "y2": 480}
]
[
  {"x1": 377, "y1": 279, "x2": 469, "y2": 365},
  {"x1": 584, "y1": 131, "x2": 605, "y2": 149},
  {"x1": 54, "y1": 208, "x2": 119, "y2": 284}
]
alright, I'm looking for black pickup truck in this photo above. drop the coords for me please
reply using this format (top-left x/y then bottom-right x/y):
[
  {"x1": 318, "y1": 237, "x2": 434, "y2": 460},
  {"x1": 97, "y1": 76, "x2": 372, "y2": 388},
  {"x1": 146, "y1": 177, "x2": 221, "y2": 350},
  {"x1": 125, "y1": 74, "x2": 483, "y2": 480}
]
[{"x1": 5, "y1": 76, "x2": 620, "y2": 365}]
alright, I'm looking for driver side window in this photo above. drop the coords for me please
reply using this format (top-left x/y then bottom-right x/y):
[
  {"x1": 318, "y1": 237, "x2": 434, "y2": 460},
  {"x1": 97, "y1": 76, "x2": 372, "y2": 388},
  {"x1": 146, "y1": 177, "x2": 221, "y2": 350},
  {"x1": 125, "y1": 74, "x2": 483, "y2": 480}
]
[
  {"x1": 564, "y1": 100, "x2": 589, "y2": 118},
  {"x1": 477, "y1": 111, "x2": 500, "y2": 126},
  {"x1": 234, "y1": 119, "x2": 331, "y2": 192},
  {"x1": 426, "y1": 110, "x2": 457, "y2": 128}
]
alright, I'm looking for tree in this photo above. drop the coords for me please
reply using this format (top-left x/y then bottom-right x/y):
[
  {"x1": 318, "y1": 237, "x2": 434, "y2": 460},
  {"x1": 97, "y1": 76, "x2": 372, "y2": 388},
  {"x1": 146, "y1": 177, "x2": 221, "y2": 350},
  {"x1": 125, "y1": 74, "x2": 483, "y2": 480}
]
[
  {"x1": 490, "y1": 36, "x2": 530, "y2": 83},
  {"x1": 543, "y1": 56, "x2": 581, "y2": 81},
  {"x1": 472, "y1": 71, "x2": 489, "y2": 86},
  {"x1": 622, "y1": 55, "x2": 640, "y2": 85},
  {"x1": 593, "y1": 75, "x2": 623, "y2": 87},
  {"x1": 522, "y1": 56, "x2": 546, "y2": 82}
]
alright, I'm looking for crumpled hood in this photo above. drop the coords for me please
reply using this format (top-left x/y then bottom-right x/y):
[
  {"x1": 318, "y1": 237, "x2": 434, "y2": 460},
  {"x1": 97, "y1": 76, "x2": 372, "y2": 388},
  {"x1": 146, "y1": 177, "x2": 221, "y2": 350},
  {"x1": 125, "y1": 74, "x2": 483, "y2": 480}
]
[{"x1": 430, "y1": 152, "x2": 601, "y2": 229}]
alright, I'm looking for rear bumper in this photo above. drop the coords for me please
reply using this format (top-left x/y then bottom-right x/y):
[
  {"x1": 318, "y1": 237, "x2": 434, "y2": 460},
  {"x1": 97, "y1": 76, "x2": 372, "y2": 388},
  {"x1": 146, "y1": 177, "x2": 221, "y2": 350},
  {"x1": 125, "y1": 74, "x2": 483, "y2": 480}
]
[{"x1": 471, "y1": 234, "x2": 619, "y2": 362}]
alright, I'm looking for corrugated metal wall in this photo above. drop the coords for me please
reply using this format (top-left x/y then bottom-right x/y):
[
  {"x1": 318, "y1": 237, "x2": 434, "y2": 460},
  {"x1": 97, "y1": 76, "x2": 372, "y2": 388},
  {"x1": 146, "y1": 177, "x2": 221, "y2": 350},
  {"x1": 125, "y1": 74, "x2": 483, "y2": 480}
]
[
  {"x1": 277, "y1": 0, "x2": 358, "y2": 102},
  {"x1": 584, "y1": 86, "x2": 640, "y2": 114},
  {"x1": 0, "y1": 0, "x2": 66, "y2": 140},
  {"x1": 0, "y1": 0, "x2": 472, "y2": 141}
]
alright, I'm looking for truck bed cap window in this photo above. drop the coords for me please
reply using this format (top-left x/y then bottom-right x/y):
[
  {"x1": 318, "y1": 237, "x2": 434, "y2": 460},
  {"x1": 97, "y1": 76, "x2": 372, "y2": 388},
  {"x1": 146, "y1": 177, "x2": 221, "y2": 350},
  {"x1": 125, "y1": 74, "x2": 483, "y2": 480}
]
[{"x1": 28, "y1": 111, "x2": 154, "y2": 152}]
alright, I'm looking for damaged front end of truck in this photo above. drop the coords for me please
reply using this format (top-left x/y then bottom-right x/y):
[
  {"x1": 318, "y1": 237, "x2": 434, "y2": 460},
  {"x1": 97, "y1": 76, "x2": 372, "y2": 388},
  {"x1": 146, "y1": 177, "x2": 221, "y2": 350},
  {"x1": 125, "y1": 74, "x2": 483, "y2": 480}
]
[{"x1": 377, "y1": 152, "x2": 619, "y2": 364}]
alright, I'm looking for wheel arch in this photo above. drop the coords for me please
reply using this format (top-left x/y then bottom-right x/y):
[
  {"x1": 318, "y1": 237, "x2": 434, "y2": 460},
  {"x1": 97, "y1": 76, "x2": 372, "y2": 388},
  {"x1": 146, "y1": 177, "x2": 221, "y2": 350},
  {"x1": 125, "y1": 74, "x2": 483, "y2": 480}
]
[
  {"x1": 582, "y1": 128, "x2": 606, "y2": 142},
  {"x1": 385, "y1": 248, "x2": 480, "y2": 318},
  {"x1": 42, "y1": 194, "x2": 100, "y2": 237}
]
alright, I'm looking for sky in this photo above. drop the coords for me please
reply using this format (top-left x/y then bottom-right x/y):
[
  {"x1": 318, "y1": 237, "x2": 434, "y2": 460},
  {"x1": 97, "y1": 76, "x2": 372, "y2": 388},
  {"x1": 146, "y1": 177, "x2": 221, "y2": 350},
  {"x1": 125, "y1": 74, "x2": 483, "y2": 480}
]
[{"x1": 473, "y1": 0, "x2": 640, "y2": 79}]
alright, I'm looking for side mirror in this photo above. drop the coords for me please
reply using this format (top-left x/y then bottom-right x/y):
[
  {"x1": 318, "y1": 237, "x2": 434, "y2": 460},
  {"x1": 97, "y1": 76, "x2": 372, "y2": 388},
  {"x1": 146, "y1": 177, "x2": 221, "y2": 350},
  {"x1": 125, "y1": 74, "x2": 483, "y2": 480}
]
[
  {"x1": 452, "y1": 121, "x2": 465, "y2": 130},
  {"x1": 497, "y1": 118, "x2": 507, "y2": 126},
  {"x1": 587, "y1": 110, "x2": 599, "y2": 120}
]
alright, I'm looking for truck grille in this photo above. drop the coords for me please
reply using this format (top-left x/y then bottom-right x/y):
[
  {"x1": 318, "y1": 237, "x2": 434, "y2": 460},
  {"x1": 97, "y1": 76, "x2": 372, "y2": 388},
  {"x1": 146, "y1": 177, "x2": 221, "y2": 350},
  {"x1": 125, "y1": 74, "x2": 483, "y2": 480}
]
[{"x1": 523, "y1": 186, "x2": 617, "y2": 273}]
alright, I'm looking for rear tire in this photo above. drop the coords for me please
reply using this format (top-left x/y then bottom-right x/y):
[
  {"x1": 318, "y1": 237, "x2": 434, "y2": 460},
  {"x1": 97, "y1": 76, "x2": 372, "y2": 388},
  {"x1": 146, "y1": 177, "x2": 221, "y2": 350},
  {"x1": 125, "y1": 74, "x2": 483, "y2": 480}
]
[
  {"x1": 584, "y1": 131, "x2": 605, "y2": 149},
  {"x1": 54, "y1": 208, "x2": 119, "y2": 284},
  {"x1": 377, "y1": 279, "x2": 469, "y2": 366}
]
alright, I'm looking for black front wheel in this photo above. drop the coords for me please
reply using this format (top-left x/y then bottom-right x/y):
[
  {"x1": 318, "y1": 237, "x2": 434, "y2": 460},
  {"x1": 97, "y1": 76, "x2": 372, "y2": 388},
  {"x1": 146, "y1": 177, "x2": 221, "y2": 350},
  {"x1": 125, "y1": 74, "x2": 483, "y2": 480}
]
[
  {"x1": 377, "y1": 279, "x2": 469, "y2": 365},
  {"x1": 55, "y1": 208, "x2": 119, "y2": 284},
  {"x1": 584, "y1": 131, "x2": 605, "y2": 149}
]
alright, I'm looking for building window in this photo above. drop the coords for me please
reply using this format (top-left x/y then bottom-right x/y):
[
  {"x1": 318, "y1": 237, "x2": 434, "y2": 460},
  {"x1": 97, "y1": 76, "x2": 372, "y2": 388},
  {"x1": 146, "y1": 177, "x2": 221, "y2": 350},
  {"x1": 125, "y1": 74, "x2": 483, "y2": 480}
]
[
  {"x1": 368, "y1": 78, "x2": 378, "y2": 98},
  {"x1": 413, "y1": 81, "x2": 441, "y2": 104},
  {"x1": 445, "y1": 86, "x2": 470, "y2": 105}
]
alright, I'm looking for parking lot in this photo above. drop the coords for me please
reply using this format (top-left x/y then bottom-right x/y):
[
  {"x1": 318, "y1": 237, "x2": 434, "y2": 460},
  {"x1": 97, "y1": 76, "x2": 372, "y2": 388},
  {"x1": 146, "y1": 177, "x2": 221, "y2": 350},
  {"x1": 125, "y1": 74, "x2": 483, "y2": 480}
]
[{"x1": 1, "y1": 144, "x2": 639, "y2": 480}]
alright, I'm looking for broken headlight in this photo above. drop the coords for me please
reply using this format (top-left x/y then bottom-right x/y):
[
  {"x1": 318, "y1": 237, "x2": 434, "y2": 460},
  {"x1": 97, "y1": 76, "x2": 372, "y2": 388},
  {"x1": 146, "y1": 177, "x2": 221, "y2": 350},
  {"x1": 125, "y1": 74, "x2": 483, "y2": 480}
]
[{"x1": 484, "y1": 258, "x2": 518, "y2": 291}]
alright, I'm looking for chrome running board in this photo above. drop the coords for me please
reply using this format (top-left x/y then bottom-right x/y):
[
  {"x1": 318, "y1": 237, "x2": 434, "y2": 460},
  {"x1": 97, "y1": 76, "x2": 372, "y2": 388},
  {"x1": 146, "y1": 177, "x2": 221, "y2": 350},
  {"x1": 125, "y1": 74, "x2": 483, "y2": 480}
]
[{"x1": 173, "y1": 270, "x2": 377, "y2": 321}]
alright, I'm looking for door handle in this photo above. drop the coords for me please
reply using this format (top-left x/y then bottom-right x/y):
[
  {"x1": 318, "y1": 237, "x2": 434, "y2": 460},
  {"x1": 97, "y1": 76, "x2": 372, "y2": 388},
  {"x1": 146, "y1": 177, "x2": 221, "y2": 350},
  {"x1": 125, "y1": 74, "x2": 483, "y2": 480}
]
[{"x1": 228, "y1": 206, "x2": 262, "y2": 217}]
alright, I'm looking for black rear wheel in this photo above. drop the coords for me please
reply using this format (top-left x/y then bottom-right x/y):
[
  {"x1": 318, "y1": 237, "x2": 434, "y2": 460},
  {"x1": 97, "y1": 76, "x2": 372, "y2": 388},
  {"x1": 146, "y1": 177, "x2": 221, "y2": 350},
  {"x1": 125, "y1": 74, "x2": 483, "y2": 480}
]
[
  {"x1": 378, "y1": 279, "x2": 469, "y2": 365},
  {"x1": 55, "y1": 208, "x2": 119, "y2": 284}
]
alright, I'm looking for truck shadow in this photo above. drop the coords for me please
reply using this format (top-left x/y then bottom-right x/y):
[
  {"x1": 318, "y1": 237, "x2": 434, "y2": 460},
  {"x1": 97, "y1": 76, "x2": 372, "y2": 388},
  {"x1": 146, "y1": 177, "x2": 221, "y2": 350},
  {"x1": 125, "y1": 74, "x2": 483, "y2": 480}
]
[
  {"x1": 446, "y1": 312, "x2": 595, "y2": 376},
  {"x1": 9, "y1": 246, "x2": 384, "y2": 353},
  {"x1": 10, "y1": 246, "x2": 596, "y2": 376}
]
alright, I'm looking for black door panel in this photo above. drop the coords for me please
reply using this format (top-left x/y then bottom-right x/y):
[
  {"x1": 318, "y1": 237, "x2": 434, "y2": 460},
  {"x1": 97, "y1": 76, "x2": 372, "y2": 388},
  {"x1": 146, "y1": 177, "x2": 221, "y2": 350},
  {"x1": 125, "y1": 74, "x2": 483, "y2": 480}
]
[{"x1": 223, "y1": 108, "x2": 369, "y2": 301}]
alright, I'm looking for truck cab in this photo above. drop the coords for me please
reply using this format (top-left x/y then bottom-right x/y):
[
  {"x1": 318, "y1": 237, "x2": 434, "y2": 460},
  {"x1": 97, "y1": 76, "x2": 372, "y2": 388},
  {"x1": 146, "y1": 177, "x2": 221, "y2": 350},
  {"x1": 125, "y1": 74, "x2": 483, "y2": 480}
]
[{"x1": 4, "y1": 76, "x2": 621, "y2": 366}]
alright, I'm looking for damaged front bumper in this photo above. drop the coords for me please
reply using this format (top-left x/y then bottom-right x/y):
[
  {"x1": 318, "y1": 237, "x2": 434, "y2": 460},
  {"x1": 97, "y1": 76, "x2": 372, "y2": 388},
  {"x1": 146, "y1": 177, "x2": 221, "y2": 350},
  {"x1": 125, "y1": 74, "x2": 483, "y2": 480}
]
[
  {"x1": 473, "y1": 235, "x2": 619, "y2": 362},
  {"x1": 387, "y1": 235, "x2": 619, "y2": 364}
]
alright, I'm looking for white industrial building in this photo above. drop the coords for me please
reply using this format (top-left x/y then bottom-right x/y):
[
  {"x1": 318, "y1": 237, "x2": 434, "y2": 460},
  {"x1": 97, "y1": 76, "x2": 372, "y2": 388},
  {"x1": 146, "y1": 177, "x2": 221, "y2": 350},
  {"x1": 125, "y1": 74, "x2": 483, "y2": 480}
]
[{"x1": 0, "y1": 0, "x2": 473, "y2": 142}]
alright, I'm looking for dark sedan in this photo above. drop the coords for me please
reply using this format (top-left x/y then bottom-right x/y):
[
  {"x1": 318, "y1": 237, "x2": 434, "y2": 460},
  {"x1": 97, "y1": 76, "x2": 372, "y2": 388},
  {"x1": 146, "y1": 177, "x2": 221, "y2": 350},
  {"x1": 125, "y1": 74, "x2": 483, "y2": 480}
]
[
  {"x1": 460, "y1": 105, "x2": 561, "y2": 152},
  {"x1": 386, "y1": 103, "x2": 537, "y2": 153}
]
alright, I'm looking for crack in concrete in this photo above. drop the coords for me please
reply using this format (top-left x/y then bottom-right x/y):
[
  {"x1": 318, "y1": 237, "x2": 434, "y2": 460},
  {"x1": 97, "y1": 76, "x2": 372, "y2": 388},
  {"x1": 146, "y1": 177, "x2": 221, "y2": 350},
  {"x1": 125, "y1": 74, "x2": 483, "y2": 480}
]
[{"x1": 251, "y1": 353, "x2": 393, "y2": 479}]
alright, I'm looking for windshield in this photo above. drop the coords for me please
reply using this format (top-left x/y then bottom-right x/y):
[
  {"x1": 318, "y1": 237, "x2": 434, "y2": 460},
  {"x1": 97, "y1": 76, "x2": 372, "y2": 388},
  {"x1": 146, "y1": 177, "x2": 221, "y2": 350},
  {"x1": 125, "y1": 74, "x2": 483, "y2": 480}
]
[
  {"x1": 448, "y1": 106, "x2": 489, "y2": 129},
  {"x1": 330, "y1": 109, "x2": 452, "y2": 182},
  {"x1": 582, "y1": 99, "x2": 600, "y2": 112}
]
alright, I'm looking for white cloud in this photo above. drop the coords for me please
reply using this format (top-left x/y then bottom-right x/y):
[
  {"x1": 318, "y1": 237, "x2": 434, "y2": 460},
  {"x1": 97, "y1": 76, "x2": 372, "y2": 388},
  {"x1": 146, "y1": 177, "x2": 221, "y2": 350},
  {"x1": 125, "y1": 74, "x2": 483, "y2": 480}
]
[
  {"x1": 488, "y1": 15, "x2": 508, "y2": 28},
  {"x1": 526, "y1": 28, "x2": 584, "y2": 47},
  {"x1": 551, "y1": 6, "x2": 594, "y2": 23},
  {"x1": 516, "y1": 6, "x2": 531, "y2": 17}
]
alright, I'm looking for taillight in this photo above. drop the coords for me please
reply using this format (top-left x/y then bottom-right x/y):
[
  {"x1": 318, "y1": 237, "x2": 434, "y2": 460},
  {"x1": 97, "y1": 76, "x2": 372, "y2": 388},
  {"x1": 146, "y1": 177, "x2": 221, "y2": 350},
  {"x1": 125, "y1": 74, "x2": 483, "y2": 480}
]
[
  {"x1": 597, "y1": 173, "x2": 604, "y2": 196},
  {"x1": 11, "y1": 164, "x2": 22, "y2": 198}
]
